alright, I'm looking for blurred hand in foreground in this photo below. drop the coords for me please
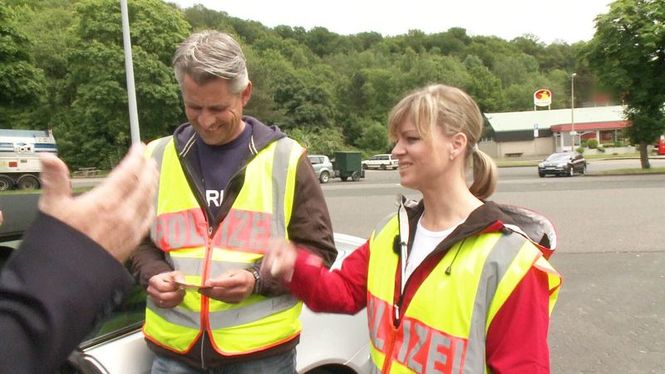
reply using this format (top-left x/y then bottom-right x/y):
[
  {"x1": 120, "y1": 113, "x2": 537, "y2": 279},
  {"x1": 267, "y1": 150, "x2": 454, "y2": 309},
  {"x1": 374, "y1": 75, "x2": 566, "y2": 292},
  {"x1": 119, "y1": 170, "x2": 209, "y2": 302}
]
[
  {"x1": 38, "y1": 143, "x2": 158, "y2": 263},
  {"x1": 260, "y1": 239, "x2": 298, "y2": 284}
]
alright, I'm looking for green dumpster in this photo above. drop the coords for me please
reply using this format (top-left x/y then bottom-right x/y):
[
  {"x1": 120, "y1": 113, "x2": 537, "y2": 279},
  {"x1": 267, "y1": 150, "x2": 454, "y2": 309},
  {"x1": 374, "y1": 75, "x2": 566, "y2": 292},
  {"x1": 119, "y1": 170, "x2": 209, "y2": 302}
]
[{"x1": 333, "y1": 151, "x2": 364, "y2": 182}]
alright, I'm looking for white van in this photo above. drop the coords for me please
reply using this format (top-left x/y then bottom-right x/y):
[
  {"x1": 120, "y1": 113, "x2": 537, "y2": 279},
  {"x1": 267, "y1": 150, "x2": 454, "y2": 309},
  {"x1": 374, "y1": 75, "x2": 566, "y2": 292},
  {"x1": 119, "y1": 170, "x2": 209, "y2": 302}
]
[
  {"x1": 361, "y1": 154, "x2": 398, "y2": 170},
  {"x1": 0, "y1": 129, "x2": 57, "y2": 190}
]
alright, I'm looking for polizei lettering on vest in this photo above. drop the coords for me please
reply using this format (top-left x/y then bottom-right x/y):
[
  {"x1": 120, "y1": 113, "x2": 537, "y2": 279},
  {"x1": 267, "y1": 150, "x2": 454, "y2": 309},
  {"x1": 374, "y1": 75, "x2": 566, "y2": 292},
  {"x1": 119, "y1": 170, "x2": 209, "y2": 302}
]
[
  {"x1": 369, "y1": 296, "x2": 467, "y2": 373},
  {"x1": 154, "y1": 208, "x2": 273, "y2": 253},
  {"x1": 214, "y1": 209, "x2": 273, "y2": 253},
  {"x1": 367, "y1": 296, "x2": 386, "y2": 350},
  {"x1": 153, "y1": 209, "x2": 207, "y2": 250},
  {"x1": 394, "y1": 317, "x2": 466, "y2": 373}
]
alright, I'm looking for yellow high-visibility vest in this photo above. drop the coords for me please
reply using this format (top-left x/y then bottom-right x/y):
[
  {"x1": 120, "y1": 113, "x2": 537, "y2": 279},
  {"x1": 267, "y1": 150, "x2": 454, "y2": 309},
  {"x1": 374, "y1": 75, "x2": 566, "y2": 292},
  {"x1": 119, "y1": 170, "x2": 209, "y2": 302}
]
[
  {"x1": 142, "y1": 135, "x2": 304, "y2": 355},
  {"x1": 366, "y1": 215, "x2": 561, "y2": 373}
]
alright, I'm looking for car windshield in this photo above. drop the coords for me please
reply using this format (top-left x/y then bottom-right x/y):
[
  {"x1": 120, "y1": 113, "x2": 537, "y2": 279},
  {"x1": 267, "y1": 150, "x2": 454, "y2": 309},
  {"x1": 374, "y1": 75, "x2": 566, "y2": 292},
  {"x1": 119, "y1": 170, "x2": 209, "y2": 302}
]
[{"x1": 546, "y1": 153, "x2": 571, "y2": 161}]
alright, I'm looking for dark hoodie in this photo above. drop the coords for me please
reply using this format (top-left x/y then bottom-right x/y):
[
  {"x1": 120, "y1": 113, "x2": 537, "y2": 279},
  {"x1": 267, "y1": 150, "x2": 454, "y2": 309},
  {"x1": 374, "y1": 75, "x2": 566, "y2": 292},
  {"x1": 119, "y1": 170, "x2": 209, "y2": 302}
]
[{"x1": 130, "y1": 116, "x2": 336, "y2": 368}]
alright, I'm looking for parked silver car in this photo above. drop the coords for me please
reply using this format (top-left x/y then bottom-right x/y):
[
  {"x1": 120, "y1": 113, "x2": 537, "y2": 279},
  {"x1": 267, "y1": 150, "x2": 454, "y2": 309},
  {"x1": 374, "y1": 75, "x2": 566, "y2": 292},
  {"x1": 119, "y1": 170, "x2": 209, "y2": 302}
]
[
  {"x1": 54, "y1": 233, "x2": 371, "y2": 374},
  {"x1": 308, "y1": 154, "x2": 334, "y2": 183}
]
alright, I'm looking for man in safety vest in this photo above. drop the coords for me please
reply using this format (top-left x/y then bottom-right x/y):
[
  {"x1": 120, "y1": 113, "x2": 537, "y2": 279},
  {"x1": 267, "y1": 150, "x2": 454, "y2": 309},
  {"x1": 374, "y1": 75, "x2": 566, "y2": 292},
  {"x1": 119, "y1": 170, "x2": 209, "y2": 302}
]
[{"x1": 130, "y1": 30, "x2": 337, "y2": 373}]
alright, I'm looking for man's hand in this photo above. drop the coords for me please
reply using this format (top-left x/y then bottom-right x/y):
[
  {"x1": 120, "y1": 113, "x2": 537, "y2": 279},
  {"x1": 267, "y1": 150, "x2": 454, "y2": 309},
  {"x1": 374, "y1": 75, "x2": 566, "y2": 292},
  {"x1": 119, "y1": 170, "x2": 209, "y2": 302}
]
[
  {"x1": 147, "y1": 271, "x2": 186, "y2": 309},
  {"x1": 200, "y1": 270, "x2": 255, "y2": 304},
  {"x1": 38, "y1": 143, "x2": 158, "y2": 263}
]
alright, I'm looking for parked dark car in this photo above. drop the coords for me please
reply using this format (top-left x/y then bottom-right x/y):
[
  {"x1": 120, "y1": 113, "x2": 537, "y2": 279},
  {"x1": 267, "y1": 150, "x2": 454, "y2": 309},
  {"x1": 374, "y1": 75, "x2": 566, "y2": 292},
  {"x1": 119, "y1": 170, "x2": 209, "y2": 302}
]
[{"x1": 538, "y1": 152, "x2": 586, "y2": 177}]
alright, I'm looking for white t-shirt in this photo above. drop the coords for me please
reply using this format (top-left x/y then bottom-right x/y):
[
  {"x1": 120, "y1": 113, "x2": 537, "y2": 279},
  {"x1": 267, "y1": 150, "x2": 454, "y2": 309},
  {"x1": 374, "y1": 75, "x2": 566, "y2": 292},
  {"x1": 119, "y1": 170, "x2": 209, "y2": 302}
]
[{"x1": 402, "y1": 217, "x2": 464, "y2": 291}]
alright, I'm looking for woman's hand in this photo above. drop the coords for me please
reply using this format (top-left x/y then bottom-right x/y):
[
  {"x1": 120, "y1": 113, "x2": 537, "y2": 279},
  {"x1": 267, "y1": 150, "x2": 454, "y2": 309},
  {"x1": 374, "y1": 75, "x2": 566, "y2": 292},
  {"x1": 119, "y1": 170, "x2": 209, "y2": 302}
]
[{"x1": 261, "y1": 239, "x2": 297, "y2": 283}]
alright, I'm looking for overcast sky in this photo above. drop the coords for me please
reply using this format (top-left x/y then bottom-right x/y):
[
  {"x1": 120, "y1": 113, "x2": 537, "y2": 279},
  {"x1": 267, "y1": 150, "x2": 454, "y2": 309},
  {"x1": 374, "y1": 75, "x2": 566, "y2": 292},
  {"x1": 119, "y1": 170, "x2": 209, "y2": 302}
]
[{"x1": 169, "y1": 0, "x2": 612, "y2": 45}]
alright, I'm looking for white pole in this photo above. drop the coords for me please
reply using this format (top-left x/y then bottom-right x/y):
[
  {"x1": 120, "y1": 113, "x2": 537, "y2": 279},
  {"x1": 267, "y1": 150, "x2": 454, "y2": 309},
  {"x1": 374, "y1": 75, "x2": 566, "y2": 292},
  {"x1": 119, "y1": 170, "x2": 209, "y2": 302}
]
[
  {"x1": 560, "y1": 131, "x2": 564, "y2": 151},
  {"x1": 120, "y1": 0, "x2": 140, "y2": 144},
  {"x1": 570, "y1": 73, "x2": 576, "y2": 151}
]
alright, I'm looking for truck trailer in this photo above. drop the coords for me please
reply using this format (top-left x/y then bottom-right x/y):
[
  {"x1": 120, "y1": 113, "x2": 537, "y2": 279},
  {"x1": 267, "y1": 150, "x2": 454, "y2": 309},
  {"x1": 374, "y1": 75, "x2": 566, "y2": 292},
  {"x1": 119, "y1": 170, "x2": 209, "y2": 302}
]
[{"x1": 0, "y1": 129, "x2": 57, "y2": 191}]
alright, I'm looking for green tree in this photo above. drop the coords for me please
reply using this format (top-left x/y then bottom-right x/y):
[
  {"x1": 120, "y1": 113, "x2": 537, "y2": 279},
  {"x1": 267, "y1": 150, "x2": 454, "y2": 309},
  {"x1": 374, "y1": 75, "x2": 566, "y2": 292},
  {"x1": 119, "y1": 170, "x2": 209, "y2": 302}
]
[
  {"x1": 0, "y1": 3, "x2": 47, "y2": 128},
  {"x1": 355, "y1": 119, "x2": 388, "y2": 153},
  {"x1": 350, "y1": 31, "x2": 383, "y2": 51},
  {"x1": 492, "y1": 54, "x2": 539, "y2": 87},
  {"x1": 465, "y1": 35, "x2": 516, "y2": 69},
  {"x1": 181, "y1": 4, "x2": 228, "y2": 30},
  {"x1": 9, "y1": 1, "x2": 76, "y2": 130},
  {"x1": 586, "y1": 0, "x2": 665, "y2": 168},
  {"x1": 287, "y1": 127, "x2": 347, "y2": 156},
  {"x1": 243, "y1": 48, "x2": 290, "y2": 125},
  {"x1": 428, "y1": 27, "x2": 471, "y2": 56},
  {"x1": 59, "y1": 0, "x2": 189, "y2": 168},
  {"x1": 464, "y1": 55, "x2": 504, "y2": 112},
  {"x1": 305, "y1": 27, "x2": 342, "y2": 57},
  {"x1": 397, "y1": 52, "x2": 471, "y2": 93}
]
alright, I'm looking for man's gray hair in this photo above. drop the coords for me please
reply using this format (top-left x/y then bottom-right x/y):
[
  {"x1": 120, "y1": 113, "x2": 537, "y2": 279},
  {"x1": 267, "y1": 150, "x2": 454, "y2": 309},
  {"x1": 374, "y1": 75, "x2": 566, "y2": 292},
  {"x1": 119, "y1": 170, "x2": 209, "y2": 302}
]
[{"x1": 173, "y1": 30, "x2": 249, "y2": 93}]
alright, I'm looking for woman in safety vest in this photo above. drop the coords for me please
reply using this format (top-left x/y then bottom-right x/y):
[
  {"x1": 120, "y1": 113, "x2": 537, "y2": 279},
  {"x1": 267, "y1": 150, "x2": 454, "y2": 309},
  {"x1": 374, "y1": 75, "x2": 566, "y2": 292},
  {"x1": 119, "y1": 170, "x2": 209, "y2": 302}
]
[{"x1": 262, "y1": 84, "x2": 561, "y2": 373}]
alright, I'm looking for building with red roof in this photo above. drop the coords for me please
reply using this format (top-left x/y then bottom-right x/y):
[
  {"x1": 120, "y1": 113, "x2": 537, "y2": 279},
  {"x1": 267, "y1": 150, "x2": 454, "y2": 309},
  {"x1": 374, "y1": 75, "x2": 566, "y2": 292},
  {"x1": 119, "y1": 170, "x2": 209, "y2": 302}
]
[{"x1": 482, "y1": 105, "x2": 630, "y2": 158}]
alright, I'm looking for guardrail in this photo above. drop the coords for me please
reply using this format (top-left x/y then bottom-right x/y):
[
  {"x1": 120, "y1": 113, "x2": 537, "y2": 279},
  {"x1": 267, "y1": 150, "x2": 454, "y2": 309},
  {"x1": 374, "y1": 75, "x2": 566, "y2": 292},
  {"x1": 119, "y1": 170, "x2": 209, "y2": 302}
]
[{"x1": 72, "y1": 167, "x2": 102, "y2": 177}]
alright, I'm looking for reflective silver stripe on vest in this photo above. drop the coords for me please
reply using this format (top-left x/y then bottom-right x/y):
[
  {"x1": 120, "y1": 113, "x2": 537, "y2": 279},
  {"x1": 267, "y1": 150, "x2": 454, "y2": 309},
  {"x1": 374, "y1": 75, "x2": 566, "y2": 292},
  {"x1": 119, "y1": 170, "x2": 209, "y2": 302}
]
[
  {"x1": 271, "y1": 137, "x2": 297, "y2": 238},
  {"x1": 169, "y1": 257, "x2": 251, "y2": 277},
  {"x1": 369, "y1": 362, "x2": 381, "y2": 374},
  {"x1": 463, "y1": 232, "x2": 526, "y2": 374},
  {"x1": 147, "y1": 299, "x2": 199, "y2": 329},
  {"x1": 209, "y1": 294, "x2": 298, "y2": 329},
  {"x1": 149, "y1": 136, "x2": 174, "y2": 241},
  {"x1": 148, "y1": 294, "x2": 298, "y2": 330},
  {"x1": 151, "y1": 136, "x2": 172, "y2": 169}
]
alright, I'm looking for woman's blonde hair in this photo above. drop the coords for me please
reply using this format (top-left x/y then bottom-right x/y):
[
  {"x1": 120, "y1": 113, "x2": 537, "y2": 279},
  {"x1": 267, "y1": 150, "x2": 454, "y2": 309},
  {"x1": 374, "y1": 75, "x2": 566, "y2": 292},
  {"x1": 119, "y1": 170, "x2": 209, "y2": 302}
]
[{"x1": 388, "y1": 84, "x2": 497, "y2": 200}]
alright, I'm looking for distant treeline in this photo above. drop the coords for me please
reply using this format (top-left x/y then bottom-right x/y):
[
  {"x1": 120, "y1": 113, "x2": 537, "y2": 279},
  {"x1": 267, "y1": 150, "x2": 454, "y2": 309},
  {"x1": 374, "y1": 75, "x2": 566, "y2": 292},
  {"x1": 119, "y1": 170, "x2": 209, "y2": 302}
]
[{"x1": 0, "y1": 0, "x2": 610, "y2": 168}]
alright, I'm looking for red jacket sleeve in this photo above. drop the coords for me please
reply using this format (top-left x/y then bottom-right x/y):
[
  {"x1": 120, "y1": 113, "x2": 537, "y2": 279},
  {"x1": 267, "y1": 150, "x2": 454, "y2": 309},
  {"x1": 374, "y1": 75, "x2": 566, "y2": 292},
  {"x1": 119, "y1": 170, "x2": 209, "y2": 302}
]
[
  {"x1": 288, "y1": 241, "x2": 370, "y2": 314},
  {"x1": 486, "y1": 266, "x2": 552, "y2": 373}
]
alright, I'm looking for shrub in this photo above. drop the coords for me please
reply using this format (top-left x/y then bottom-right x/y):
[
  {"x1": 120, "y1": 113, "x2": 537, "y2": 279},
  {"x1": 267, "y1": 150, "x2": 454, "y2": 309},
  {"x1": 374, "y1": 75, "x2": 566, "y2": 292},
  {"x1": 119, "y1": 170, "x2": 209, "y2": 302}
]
[
  {"x1": 356, "y1": 120, "x2": 388, "y2": 152},
  {"x1": 587, "y1": 139, "x2": 599, "y2": 149},
  {"x1": 580, "y1": 139, "x2": 588, "y2": 147},
  {"x1": 576, "y1": 146, "x2": 585, "y2": 154},
  {"x1": 288, "y1": 127, "x2": 348, "y2": 156}
]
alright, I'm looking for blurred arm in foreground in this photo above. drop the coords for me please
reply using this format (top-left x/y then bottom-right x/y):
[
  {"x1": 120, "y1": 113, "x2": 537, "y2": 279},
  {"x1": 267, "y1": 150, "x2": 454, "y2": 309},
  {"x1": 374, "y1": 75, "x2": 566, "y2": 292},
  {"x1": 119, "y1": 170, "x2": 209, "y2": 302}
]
[{"x1": 0, "y1": 143, "x2": 158, "y2": 373}]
